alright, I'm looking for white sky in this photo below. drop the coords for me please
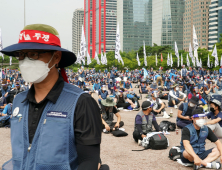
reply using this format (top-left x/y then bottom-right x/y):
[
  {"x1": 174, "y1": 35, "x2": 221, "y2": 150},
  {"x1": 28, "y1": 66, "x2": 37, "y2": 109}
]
[{"x1": 0, "y1": 0, "x2": 84, "y2": 51}]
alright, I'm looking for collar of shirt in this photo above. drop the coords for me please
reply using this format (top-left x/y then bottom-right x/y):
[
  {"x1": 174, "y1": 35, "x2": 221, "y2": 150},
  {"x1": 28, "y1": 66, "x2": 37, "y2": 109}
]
[{"x1": 22, "y1": 74, "x2": 64, "y2": 104}]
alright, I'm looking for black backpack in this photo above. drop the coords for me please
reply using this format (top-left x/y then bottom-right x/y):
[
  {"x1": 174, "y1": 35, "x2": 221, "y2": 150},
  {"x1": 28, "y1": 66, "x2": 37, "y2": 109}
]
[
  {"x1": 160, "y1": 121, "x2": 176, "y2": 132},
  {"x1": 149, "y1": 133, "x2": 168, "y2": 150},
  {"x1": 169, "y1": 146, "x2": 181, "y2": 161}
]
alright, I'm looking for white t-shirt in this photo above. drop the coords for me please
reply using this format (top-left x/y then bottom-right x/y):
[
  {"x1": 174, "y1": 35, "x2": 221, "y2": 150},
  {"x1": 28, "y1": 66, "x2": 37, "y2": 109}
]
[{"x1": 147, "y1": 98, "x2": 163, "y2": 110}]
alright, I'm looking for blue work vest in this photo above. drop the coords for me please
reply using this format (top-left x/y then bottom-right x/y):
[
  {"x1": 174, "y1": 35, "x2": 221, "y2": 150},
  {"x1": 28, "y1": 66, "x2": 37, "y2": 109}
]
[
  {"x1": 180, "y1": 123, "x2": 208, "y2": 155},
  {"x1": 125, "y1": 82, "x2": 131, "y2": 89},
  {"x1": 181, "y1": 69, "x2": 187, "y2": 77},
  {"x1": 176, "y1": 103, "x2": 188, "y2": 122},
  {"x1": 94, "y1": 83, "x2": 100, "y2": 91},
  {"x1": 141, "y1": 84, "x2": 146, "y2": 92},
  {"x1": 217, "y1": 81, "x2": 222, "y2": 91},
  {"x1": 100, "y1": 90, "x2": 108, "y2": 99},
  {"x1": 79, "y1": 70, "x2": 85, "y2": 78},
  {"x1": 168, "y1": 90, "x2": 179, "y2": 101},
  {"x1": 189, "y1": 71, "x2": 193, "y2": 77},
  {"x1": 2, "y1": 83, "x2": 84, "y2": 170}
]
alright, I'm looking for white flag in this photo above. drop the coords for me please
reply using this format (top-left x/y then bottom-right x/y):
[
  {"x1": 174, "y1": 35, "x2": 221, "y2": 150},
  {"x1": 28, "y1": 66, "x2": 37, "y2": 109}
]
[
  {"x1": 136, "y1": 53, "x2": 140, "y2": 66},
  {"x1": 170, "y1": 53, "x2": 173, "y2": 67},
  {"x1": 167, "y1": 53, "x2": 170, "y2": 66},
  {"x1": 104, "y1": 52, "x2": 107, "y2": 65},
  {"x1": 9, "y1": 56, "x2": 12, "y2": 66},
  {"x1": 94, "y1": 51, "x2": 100, "y2": 65},
  {"x1": 115, "y1": 23, "x2": 121, "y2": 62},
  {"x1": 212, "y1": 45, "x2": 219, "y2": 67},
  {"x1": 101, "y1": 52, "x2": 104, "y2": 65},
  {"x1": 0, "y1": 28, "x2": 3, "y2": 60},
  {"x1": 193, "y1": 25, "x2": 199, "y2": 51},
  {"x1": 181, "y1": 54, "x2": 183, "y2": 66},
  {"x1": 189, "y1": 43, "x2": 195, "y2": 66},
  {"x1": 80, "y1": 25, "x2": 86, "y2": 59},
  {"x1": 186, "y1": 53, "x2": 190, "y2": 67},
  {"x1": 196, "y1": 52, "x2": 199, "y2": 67},
  {"x1": 200, "y1": 58, "x2": 202, "y2": 68},
  {"x1": 143, "y1": 41, "x2": 147, "y2": 66},
  {"x1": 175, "y1": 41, "x2": 179, "y2": 58},
  {"x1": 207, "y1": 54, "x2": 210, "y2": 68},
  {"x1": 221, "y1": 55, "x2": 222, "y2": 66},
  {"x1": 76, "y1": 52, "x2": 82, "y2": 64},
  {"x1": 87, "y1": 51, "x2": 91, "y2": 65}
]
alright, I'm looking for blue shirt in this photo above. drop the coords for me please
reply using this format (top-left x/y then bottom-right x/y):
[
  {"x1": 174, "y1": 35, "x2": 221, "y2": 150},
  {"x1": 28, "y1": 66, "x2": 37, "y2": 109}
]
[{"x1": 207, "y1": 111, "x2": 222, "y2": 127}]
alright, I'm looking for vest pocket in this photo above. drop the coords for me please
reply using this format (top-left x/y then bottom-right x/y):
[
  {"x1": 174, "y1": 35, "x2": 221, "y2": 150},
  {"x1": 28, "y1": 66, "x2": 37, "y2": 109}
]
[
  {"x1": 36, "y1": 118, "x2": 69, "y2": 164},
  {"x1": 11, "y1": 117, "x2": 23, "y2": 160}
]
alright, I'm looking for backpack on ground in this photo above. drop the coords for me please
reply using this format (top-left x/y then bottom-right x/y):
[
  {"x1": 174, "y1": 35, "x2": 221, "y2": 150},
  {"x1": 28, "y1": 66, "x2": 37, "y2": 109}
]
[
  {"x1": 0, "y1": 115, "x2": 10, "y2": 128},
  {"x1": 149, "y1": 133, "x2": 168, "y2": 150},
  {"x1": 169, "y1": 146, "x2": 181, "y2": 161},
  {"x1": 160, "y1": 121, "x2": 176, "y2": 132}
]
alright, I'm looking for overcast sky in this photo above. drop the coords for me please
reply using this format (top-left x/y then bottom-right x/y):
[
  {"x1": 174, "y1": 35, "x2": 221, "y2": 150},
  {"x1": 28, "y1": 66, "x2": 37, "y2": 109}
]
[{"x1": 0, "y1": 0, "x2": 84, "y2": 51}]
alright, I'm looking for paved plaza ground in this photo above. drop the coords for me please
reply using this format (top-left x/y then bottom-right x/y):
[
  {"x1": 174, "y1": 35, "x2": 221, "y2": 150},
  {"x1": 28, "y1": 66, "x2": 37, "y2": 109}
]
[{"x1": 0, "y1": 84, "x2": 220, "y2": 170}]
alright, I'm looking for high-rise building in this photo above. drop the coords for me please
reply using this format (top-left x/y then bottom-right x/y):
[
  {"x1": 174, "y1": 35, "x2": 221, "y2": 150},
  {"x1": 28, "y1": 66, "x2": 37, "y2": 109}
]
[
  {"x1": 152, "y1": 0, "x2": 185, "y2": 50},
  {"x1": 183, "y1": 0, "x2": 211, "y2": 51},
  {"x1": 72, "y1": 8, "x2": 84, "y2": 55},
  {"x1": 208, "y1": 0, "x2": 222, "y2": 50},
  {"x1": 117, "y1": 0, "x2": 152, "y2": 52},
  {"x1": 84, "y1": 0, "x2": 117, "y2": 58}
]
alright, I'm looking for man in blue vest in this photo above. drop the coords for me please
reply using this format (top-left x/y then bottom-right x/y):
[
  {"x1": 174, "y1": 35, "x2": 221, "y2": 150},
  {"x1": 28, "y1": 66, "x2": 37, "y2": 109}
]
[
  {"x1": 219, "y1": 67, "x2": 222, "y2": 76},
  {"x1": 78, "y1": 66, "x2": 85, "y2": 89},
  {"x1": 123, "y1": 78, "x2": 133, "y2": 91},
  {"x1": 216, "y1": 76, "x2": 222, "y2": 91},
  {"x1": 180, "y1": 109, "x2": 222, "y2": 170},
  {"x1": 1, "y1": 24, "x2": 102, "y2": 170},
  {"x1": 181, "y1": 65, "x2": 188, "y2": 80},
  {"x1": 98, "y1": 85, "x2": 109, "y2": 106}
]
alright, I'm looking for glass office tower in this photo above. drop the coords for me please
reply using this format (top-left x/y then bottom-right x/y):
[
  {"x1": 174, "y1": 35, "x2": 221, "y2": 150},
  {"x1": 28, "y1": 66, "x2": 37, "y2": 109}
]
[{"x1": 117, "y1": 0, "x2": 152, "y2": 52}]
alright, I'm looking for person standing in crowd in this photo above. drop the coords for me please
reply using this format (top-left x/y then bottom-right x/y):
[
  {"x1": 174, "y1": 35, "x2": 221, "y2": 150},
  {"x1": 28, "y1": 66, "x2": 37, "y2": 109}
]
[
  {"x1": 154, "y1": 72, "x2": 163, "y2": 88},
  {"x1": 168, "y1": 84, "x2": 186, "y2": 108},
  {"x1": 206, "y1": 99, "x2": 222, "y2": 138},
  {"x1": 181, "y1": 65, "x2": 188, "y2": 80},
  {"x1": 78, "y1": 65, "x2": 85, "y2": 89},
  {"x1": 180, "y1": 109, "x2": 222, "y2": 170},
  {"x1": 1, "y1": 24, "x2": 102, "y2": 170},
  {"x1": 133, "y1": 101, "x2": 160, "y2": 143}
]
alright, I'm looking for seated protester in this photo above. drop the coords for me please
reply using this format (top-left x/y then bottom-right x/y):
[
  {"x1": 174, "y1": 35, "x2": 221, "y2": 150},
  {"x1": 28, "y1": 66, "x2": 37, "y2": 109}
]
[
  {"x1": 216, "y1": 76, "x2": 222, "y2": 91},
  {"x1": 188, "y1": 86, "x2": 207, "y2": 105},
  {"x1": 0, "y1": 103, "x2": 12, "y2": 116},
  {"x1": 101, "y1": 97, "x2": 124, "y2": 132},
  {"x1": 98, "y1": 85, "x2": 109, "y2": 106},
  {"x1": 133, "y1": 101, "x2": 160, "y2": 143},
  {"x1": 108, "y1": 79, "x2": 115, "y2": 95},
  {"x1": 147, "y1": 91, "x2": 170, "y2": 118},
  {"x1": 203, "y1": 81, "x2": 215, "y2": 102},
  {"x1": 177, "y1": 96, "x2": 203, "y2": 129},
  {"x1": 149, "y1": 82, "x2": 158, "y2": 91},
  {"x1": 100, "y1": 79, "x2": 106, "y2": 87},
  {"x1": 180, "y1": 109, "x2": 222, "y2": 170},
  {"x1": 139, "y1": 79, "x2": 148, "y2": 94},
  {"x1": 168, "y1": 84, "x2": 186, "y2": 109},
  {"x1": 114, "y1": 90, "x2": 136, "y2": 110},
  {"x1": 123, "y1": 78, "x2": 133, "y2": 91},
  {"x1": 206, "y1": 99, "x2": 222, "y2": 138},
  {"x1": 164, "y1": 78, "x2": 172, "y2": 91},
  {"x1": 1, "y1": 79, "x2": 11, "y2": 101},
  {"x1": 92, "y1": 79, "x2": 101, "y2": 93}
]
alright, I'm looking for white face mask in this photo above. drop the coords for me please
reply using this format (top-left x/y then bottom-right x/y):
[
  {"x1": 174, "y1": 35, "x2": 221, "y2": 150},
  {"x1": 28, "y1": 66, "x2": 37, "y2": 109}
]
[
  {"x1": 189, "y1": 102, "x2": 196, "y2": 107},
  {"x1": 176, "y1": 87, "x2": 179, "y2": 91},
  {"x1": 19, "y1": 53, "x2": 55, "y2": 83},
  {"x1": 196, "y1": 119, "x2": 205, "y2": 128}
]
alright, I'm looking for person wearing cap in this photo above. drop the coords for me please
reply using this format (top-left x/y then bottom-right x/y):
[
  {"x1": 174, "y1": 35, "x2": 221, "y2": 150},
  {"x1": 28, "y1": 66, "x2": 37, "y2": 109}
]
[
  {"x1": 114, "y1": 90, "x2": 137, "y2": 110},
  {"x1": 101, "y1": 97, "x2": 124, "y2": 133},
  {"x1": 177, "y1": 96, "x2": 203, "y2": 129},
  {"x1": 98, "y1": 85, "x2": 109, "y2": 106},
  {"x1": 1, "y1": 24, "x2": 102, "y2": 170},
  {"x1": 205, "y1": 99, "x2": 222, "y2": 138},
  {"x1": 168, "y1": 84, "x2": 186, "y2": 109},
  {"x1": 147, "y1": 91, "x2": 170, "y2": 118},
  {"x1": 108, "y1": 79, "x2": 115, "y2": 95},
  {"x1": 133, "y1": 101, "x2": 160, "y2": 143},
  {"x1": 180, "y1": 109, "x2": 222, "y2": 170},
  {"x1": 203, "y1": 80, "x2": 215, "y2": 102}
]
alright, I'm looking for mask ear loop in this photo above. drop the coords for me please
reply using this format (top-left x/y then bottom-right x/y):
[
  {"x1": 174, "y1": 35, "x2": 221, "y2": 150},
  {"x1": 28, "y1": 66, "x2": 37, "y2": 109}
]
[{"x1": 47, "y1": 52, "x2": 56, "y2": 70}]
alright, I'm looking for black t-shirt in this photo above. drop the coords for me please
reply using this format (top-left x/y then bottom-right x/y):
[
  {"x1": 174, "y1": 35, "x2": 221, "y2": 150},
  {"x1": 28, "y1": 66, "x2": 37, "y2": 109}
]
[
  {"x1": 182, "y1": 126, "x2": 218, "y2": 143},
  {"x1": 179, "y1": 104, "x2": 203, "y2": 117},
  {"x1": 117, "y1": 95, "x2": 125, "y2": 103}
]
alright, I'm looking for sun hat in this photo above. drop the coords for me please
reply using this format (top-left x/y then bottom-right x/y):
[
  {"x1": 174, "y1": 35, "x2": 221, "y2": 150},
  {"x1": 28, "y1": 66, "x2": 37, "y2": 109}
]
[
  {"x1": 0, "y1": 24, "x2": 76, "y2": 68},
  {"x1": 101, "y1": 97, "x2": 116, "y2": 107},
  {"x1": 210, "y1": 99, "x2": 222, "y2": 109},
  {"x1": 189, "y1": 96, "x2": 199, "y2": 105}
]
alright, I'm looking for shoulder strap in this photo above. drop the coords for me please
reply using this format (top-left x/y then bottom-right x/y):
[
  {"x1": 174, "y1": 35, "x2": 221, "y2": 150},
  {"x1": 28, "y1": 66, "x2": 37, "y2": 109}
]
[{"x1": 148, "y1": 114, "x2": 153, "y2": 126}]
